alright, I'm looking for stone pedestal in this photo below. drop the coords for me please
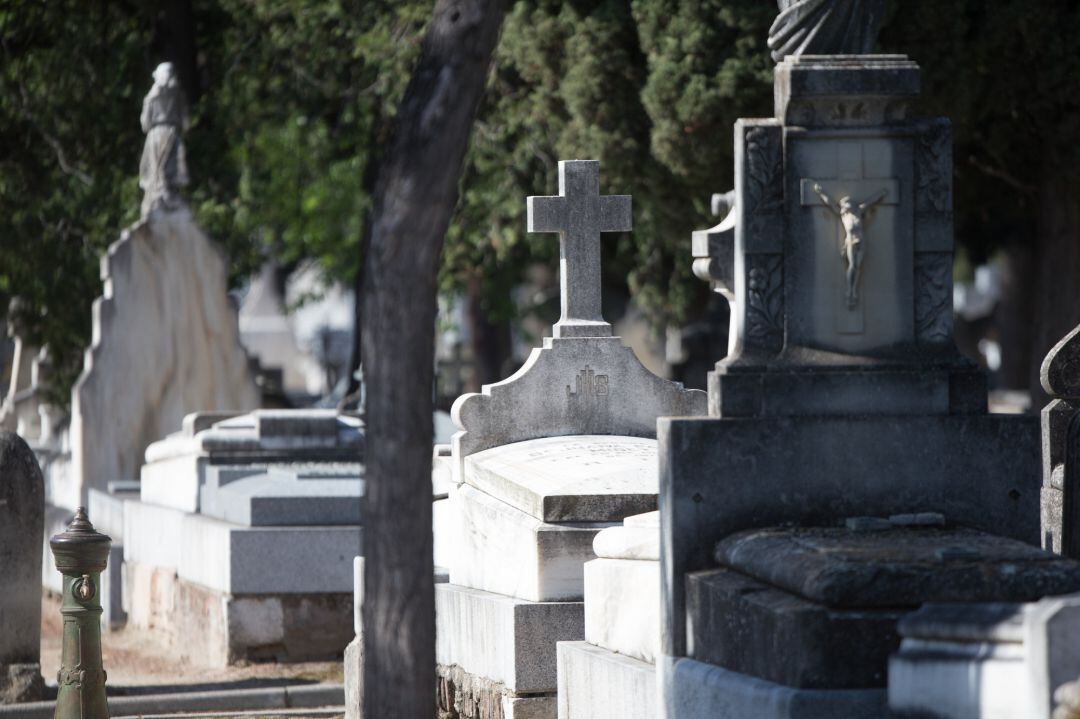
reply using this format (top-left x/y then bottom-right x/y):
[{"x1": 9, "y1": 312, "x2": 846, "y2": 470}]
[
  {"x1": 660, "y1": 54, "x2": 1058, "y2": 719},
  {"x1": 121, "y1": 410, "x2": 363, "y2": 665},
  {"x1": 437, "y1": 436, "x2": 661, "y2": 718},
  {"x1": 64, "y1": 207, "x2": 260, "y2": 510},
  {"x1": 557, "y1": 510, "x2": 660, "y2": 719}
]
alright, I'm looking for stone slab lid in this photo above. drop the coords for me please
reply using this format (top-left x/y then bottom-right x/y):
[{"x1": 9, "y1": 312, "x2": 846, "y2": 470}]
[
  {"x1": 463, "y1": 434, "x2": 657, "y2": 523},
  {"x1": 715, "y1": 526, "x2": 1080, "y2": 609},
  {"x1": 145, "y1": 409, "x2": 364, "y2": 464},
  {"x1": 199, "y1": 463, "x2": 363, "y2": 527}
]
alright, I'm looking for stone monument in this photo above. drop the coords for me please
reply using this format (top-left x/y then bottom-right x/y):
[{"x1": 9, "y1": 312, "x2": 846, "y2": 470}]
[
  {"x1": 662, "y1": 25, "x2": 1078, "y2": 719},
  {"x1": 889, "y1": 593, "x2": 1080, "y2": 718},
  {"x1": 768, "y1": 0, "x2": 887, "y2": 63},
  {"x1": 432, "y1": 160, "x2": 705, "y2": 719},
  {"x1": 139, "y1": 62, "x2": 189, "y2": 218},
  {"x1": 51, "y1": 68, "x2": 259, "y2": 510},
  {"x1": 884, "y1": 322, "x2": 1080, "y2": 717},
  {"x1": 122, "y1": 409, "x2": 363, "y2": 665},
  {"x1": 0, "y1": 433, "x2": 44, "y2": 703},
  {"x1": 0, "y1": 300, "x2": 39, "y2": 436}
]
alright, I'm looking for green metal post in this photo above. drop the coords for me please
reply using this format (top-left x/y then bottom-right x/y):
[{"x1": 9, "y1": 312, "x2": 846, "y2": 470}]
[{"x1": 50, "y1": 507, "x2": 111, "y2": 719}]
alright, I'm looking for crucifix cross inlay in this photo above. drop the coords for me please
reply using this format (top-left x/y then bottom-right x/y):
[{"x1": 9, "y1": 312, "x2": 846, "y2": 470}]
[
  {"x1": 527, "y1": 160, "x2": 632, "y2": 338},
  {"x1": 800, "y1": 149, "x2": 898, "y2": 332}
]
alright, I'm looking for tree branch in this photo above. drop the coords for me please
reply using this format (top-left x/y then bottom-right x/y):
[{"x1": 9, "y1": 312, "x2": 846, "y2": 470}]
[{"x1": 967, "y1": 154, "x2": 1037, "y2": 195}]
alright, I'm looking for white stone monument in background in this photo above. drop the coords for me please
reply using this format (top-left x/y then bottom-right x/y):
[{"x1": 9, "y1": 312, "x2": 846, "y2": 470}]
[
  {"x1": 427, "y1": 160, "x2": 706, "y2": 719},
  {"x1": 113, "y1": 409, "x2": 363, "y2": 665},
  {"x1": 50, "y1": 63, "x2": 259, "y2": 510}
]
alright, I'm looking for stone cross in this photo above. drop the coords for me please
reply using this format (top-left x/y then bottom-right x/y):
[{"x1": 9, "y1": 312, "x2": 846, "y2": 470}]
[
  {"x1": 527, "y1": 160, "x2": 631, "y2": 338},
  {"x1": 800, "y1": 145, "x2": 898, "y2": 333}
]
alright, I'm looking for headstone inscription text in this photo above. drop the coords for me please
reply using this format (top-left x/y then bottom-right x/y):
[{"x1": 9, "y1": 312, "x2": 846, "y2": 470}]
[
  {"x1": 567, "y1": 366, "x2": 609, "y2": 399},
  {"x1": 520, "y1": 437, "x2": 655, "y2": 469}
]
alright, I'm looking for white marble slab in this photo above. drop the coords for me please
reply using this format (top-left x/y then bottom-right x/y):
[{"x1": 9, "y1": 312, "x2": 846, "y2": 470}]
[
  {"x1": 450, "y1": 484, "x2": 610, "y2": 602},
  {"x1": 463, "y1": 435, "x2": 658, "y2": 522},
  {"x1": 557, "y1": 642, "x2": 656, "y2": 719},
  {"x1": 592, "y1": 525, "x2": 659, "y2": 561},
  {"x1": 140, "y1": 409, "x2": 365, "y2": 512},
  {"x1": 122, "y1": 497, "x2": 359, "y2": 594},
  {"x1": 435, "y1": 582, "x2": 584, "y2": 693},
  {"x1": 584, "y1": 557, "x2": 660, "y2": 664}
]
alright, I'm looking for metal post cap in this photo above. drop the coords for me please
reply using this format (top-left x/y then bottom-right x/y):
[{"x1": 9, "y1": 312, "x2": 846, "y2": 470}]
[{"x1": 49, "y1": 507, "x2": 111, "y2": 575}]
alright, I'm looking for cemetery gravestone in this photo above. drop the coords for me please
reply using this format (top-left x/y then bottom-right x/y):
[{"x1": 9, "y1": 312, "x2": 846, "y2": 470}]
[
  {"x1": 123, "y1": 409, "x2": 363, "y2": 665},
  {"x1": 431, "y1": 160, "x2": 705, "y2": 719},
  {"x1": 659, "y1": 38, "x2": 1065, "y2": 719},
  {"x1": 0, "y1": 432, "x2": 44, "y2": 703}
]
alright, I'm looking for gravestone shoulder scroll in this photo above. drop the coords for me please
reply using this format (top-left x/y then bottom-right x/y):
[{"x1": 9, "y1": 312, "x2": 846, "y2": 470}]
[
  {"x1": 0, "y1": 432, "x2": 45, "y2": 703},
  {"x1": 1041, "y1": 323, "x2": 1080, "y2": 557},
  {"x1": 450, "y1": 160, "x2": 706, "y2": 474}
]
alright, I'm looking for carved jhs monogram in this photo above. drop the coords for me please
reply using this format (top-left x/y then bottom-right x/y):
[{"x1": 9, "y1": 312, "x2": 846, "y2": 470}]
[{"x1": 567, "y1": 366, "x2": 609, "y2": 399}]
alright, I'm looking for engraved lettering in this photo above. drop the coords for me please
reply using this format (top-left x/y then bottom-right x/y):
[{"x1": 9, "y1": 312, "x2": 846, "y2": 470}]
[{"x1": 567, "y1": 366, "x2": 610, "y2": 399}]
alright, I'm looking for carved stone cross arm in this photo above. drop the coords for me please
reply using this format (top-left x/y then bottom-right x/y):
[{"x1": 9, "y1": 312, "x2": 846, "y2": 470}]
[{"x1": 527, "y1": 160, "x2": 631, "y2": 338}]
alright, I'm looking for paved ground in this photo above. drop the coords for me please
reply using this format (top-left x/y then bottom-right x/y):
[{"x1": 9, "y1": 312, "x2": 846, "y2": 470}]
[{"x1": 40, "y1": 594, "x2": 344, "y2": 695}]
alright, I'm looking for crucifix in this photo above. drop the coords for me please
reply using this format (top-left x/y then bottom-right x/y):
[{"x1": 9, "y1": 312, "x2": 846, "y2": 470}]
[
  {"x1": 800, "y1": 146, "x2": 898, "y2": 330},
  {"x1": 811, "y1": 182, "x2": 888, "y2": 309},
  {"x1": 527, "y1": 160, "x2": 632, "y2": 338}
]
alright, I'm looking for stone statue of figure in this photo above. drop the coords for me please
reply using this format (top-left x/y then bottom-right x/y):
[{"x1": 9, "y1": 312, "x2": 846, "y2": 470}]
[
  {"x1": 812, "y1": 183, "x2": 887, "y2": 309},
  {"x1": 768, "y1": 0, "x2": 887, "y2": 63},
  {"x1": 139, "y1": 62, "x2": 190, "y2": 217}
]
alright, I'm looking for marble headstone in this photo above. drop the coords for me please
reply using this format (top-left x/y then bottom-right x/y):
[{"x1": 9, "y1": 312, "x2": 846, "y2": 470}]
[
  {"x1": 434, "y1": 161, "x2": 706, "y2": 719},
  {"x1": 451, "y1": 161, "x2": 705, "y2": 474}
]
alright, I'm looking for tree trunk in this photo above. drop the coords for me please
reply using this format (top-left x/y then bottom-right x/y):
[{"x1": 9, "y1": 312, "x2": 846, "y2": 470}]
[
  {"x1": 1030, "y1": 159, "x2": 1080, "y2": 407},
  {"x1": 995, "y1": 242, "x2": 1034, "y2": 391},
  {"x1": 467, "y1": 275, "x2": 512, "y2": 390},
  {"x1": 161, "y1": 0, "x2": 200, "y2": 103},
  {"x1": 360, "y1": 2, "x2": 505, "y2": 718}
]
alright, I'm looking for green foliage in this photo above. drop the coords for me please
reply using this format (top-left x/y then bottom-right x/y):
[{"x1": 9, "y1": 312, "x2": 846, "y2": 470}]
[
  {"x1": 444, "y1": 0, "x2": 773, "y2": 330},
  {"x1": 195, "y1": 0, "x2": 430, "y2": 281},
  {"x1": 0, "y1": 0, "x2": 429, "y2": 403},
  {"x1": 6, "y1": 0, "x2": 1076, "y2": 406},
  {"x1": 0, "y1": 2, "x2": 149, "y2": 400},
  {"x1": 880, "y1": 0, "x2": 1080, "y2": 260}
]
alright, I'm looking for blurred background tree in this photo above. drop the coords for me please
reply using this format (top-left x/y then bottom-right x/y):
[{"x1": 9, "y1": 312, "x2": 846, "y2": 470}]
[{"x1": 2, "y1": 0, "x2": 1077, "y2": 407}]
